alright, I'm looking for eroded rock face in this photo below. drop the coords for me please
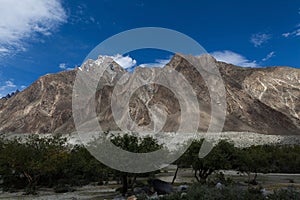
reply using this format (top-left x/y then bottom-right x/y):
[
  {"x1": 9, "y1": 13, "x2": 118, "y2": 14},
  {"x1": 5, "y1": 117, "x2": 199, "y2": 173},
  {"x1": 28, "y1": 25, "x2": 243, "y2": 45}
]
[
  {"x1": 0, "y1": 70, "x2": 76, "y2": 134},
  {"x1": 243, "y1": 67, "x2": 300, "y2": 128},
  {"x1": 0, "y1": 54, "x2": 299, "y2": 135}
]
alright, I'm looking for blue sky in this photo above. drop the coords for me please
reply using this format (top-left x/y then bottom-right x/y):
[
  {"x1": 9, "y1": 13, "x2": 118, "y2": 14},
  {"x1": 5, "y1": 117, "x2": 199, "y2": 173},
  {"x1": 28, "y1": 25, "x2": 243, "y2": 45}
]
[{"x1": 0, "y1": 0, "x2": 299, "y2": 96}]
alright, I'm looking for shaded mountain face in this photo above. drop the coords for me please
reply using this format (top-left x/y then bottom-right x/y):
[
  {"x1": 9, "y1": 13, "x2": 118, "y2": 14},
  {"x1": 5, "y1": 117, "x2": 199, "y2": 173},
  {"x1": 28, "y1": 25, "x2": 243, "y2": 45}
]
[{"x1": 0, "y1": 54, "x2": 299, "y2": 135}]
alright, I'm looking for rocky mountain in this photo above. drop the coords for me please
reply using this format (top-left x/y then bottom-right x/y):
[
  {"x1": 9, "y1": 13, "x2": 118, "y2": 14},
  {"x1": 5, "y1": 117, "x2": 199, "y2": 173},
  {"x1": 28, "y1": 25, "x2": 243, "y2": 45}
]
[
  {"x1": 0, "y1": 89, "x2": 20, "y2": 100},
  {"x1": 0, "y1": 54, "x2": 299, "y2": 135}
]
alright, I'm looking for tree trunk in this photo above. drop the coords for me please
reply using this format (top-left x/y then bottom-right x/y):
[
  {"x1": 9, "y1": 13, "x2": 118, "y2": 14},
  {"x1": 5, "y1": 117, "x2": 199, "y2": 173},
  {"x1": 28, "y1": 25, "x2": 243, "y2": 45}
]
[
  {"x1": 198, "y1": 168, "x2": 212, "y2": 184},
  {"x1": 194, "y1": 170, "x2": 200, "y2": 182},
  {"x1": 254, "y1": 172, "x2": 257, "y2": 181},
  {"x1": 247, "y1": 172, "x2": 251, "y2": 186},
  {"x1": 171, "y1": 166, "x2": 179, "y2": 184},
  {"x1": 130, "y1": 175, "x2": 137, "y2": 188},
  {"x1": 200, "y1": 174, "x2": 208, "y2": 184},
  {"x1": 252, "y1": 172, "x2": 258, "y2": 184},
  {"x1": 122, "y1": 173, "x2": 128, "y2": 196}
]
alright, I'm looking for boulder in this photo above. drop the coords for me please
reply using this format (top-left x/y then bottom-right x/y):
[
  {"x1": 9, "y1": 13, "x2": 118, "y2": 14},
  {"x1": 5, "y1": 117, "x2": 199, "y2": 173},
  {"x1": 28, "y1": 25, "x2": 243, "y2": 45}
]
[{"x1": 147, "y1": 178, "x2": 173, "y2": 195}]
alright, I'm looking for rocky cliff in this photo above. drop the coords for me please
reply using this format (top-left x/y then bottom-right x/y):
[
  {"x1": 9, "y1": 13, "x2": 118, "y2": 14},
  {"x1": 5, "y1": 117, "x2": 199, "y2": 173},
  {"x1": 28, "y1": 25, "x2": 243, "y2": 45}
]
[{"x1": 0, "y1": 54, "x2": 299, "y2": 135}]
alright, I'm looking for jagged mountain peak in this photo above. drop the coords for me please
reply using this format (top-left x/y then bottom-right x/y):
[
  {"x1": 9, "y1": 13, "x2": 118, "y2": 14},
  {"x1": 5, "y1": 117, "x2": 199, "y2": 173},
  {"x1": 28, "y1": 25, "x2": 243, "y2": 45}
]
[
  {"x1": 0, "y1": 53, "x2": 299, "y2": 135},
  {"x1": 78, "y1": 55, "x2": 124, "y2": 73}
]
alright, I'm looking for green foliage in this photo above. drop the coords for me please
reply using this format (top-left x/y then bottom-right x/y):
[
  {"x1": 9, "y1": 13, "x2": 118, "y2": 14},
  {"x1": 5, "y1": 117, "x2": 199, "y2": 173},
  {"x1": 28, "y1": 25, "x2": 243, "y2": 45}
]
[
  {"x1": 0, "y1": 135, "x2": 108, "y2": 194},
  {"x1": 133, "y1": 184, "x2": 300, "y2": 200},
  {"x1": 174, "y1": 140, "x2": 300, "y2": 185},
  {"x1": 211, "y1": 172, "x2": 234, "y2": 186},
  {"x1": 268, "y1": 186, "x2": 300, "y2": 200},
  {"x1": 0, "y1": 135, "x2": 70, "y2": 193},
  {"x1": 0, "y1": 133, "x2": 299, "y2": 196},
  {"x1": 109, "y1": 133, "x2": 162, "y2": 195},
  {"x1": 269, "y1": 145, "x2": 300, "y2": 173},
  {"x1": 177, "y1": 140, "x2": 236, "y2": 183},
  {"x1": 234, "y1": 144, "x2": 300, "y2": 184},
  {"x1": 65, "y1": 145, "x2": 109, "y2": 186},
  {"x1": 110, "y1": 133, "x2": 162, "y2": 153},
  {"x1": 235, "y1": 145, "x2": 270, "y2": 184},
  {"x1": 160, "y1": 184, "x2": 266, "y2": 200}
]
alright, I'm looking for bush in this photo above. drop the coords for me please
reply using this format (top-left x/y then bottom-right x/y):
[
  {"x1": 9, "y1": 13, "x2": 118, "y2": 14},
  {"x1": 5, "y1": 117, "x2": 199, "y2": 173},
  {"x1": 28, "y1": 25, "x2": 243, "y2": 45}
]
[
  {"x1": 159, "y1": 184, "x2": 265, "y2": 200},
  {"x1": 210, "y1": 172, "x2": 234, "y2": 186},
  {"x1": 0, "y1": 135, "x2": 108, "y2": 193},
  {"x1": 0, "y1": 133, "x2": 162, "y2": 195},
  {"x1": 175, "y1": 140, "x2": 237, "y2": 184},
  {"x1": 159, "y1": 184, "x2": 300, "y2": 200},
  {"x1": 268, "y1": 186, "x2": 300, "y2": 200},
  {"x1": 109, "y1": 133, "x2": 162, "y2": 195}
]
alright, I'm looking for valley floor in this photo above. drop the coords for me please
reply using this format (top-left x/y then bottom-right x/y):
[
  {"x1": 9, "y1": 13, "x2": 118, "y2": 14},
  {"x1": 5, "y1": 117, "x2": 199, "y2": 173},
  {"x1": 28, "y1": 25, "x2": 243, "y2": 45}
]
[{"x1": 1, "y1": 168, "x2": 300, "y2": 200}]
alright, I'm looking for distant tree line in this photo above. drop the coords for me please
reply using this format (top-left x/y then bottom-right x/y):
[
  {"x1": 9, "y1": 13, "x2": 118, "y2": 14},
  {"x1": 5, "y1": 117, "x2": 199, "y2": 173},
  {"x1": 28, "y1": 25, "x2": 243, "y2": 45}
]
[
  {"x1": 0, "y1": 134, "x2": 161, "y2": 194},
  {"x1": 0, "y1": 134, "x2": 299, "y2": 195},
  {"x1": 174, "y1": 139, "x2": 300, "y2": 184}
]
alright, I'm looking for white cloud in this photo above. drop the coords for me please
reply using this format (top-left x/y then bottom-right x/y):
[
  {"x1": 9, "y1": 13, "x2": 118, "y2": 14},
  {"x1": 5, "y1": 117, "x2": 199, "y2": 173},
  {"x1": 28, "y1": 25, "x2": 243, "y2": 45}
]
[
  {"x1": 96, "y1": 55, "x2": 170, "y2": 70},
  {"x1": 95, "y1": 55, "x2": 171, "y2": 71},
  {"x1": 282, "y1": 22, "x2": 300, "y2": 38},
  {"x1": 58, "y1": 63, "x2": 74, "y2": 71},
  {"x1": 0, "y1": 80, "x2": 17, "y2": 97},
  {"x1": 0, "y1": 47, "x2": 10, "y2": 56},
  {"x1": 59, "y1": 63, "x2": 67, "y2": 69},
  {"x1": 282, "y1": 32, "x2": 292, "y2": 38},
  {"x1": 262, "y1": 51, "x2": 275, "y2": 62},
  {"x1": 250, "y1": 33, "x2": 271, "y2": 47},
  {"x1": 211, "y1": 50, "x2": 259, "y2": 68},
  {"x1": 89, "y1": 17, "x2": 95, "y2": 23},
  {"x1": 0, "y1": 0, "x2": 67, "y2": 56},
  {"x1": 139, "y1": 58, "x2": 170, "y2": 68},
  {"x1": 282, "y1": 28, "x2": 300, "y2": 38},
  {"x1": 0, "y1": 48, "x2": 9, "y2": 53},
  {"x1": 3, "y1": 80, "x2": 16, "y2": 88},
  {"x1": 111, "y1": 54, "x2": 137, "y2": 69},
  {"x1": 70, "y1": 4, "x2": 99, "y2": 25}
]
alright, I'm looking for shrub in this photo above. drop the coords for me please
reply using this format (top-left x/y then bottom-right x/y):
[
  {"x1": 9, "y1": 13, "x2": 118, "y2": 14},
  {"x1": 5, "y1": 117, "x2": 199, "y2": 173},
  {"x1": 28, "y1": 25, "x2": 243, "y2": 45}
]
[
  {"x1": 0, "y1": 135, "x2": 108, "y2": 193},
  {"x1": 268, "y1": 186, "x2": 300, "y2": 200}
]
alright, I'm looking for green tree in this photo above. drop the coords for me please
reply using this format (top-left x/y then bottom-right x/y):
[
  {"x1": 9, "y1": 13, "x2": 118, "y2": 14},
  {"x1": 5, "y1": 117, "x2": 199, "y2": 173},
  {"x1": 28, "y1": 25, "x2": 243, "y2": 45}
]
[
  {"x1": 110, "y1": 133, "x2": 162, "y2": 195},
  {"x1": 67, "y1": 145, "x2": 109, "y2": 185},
  {"x1": 0, "y1": 135, "x2": 70, "y2": 193},
  {"x1": 235, "y1": 145, "x2": 270, "y2": 185},
  {"x1": 177, "y1": 139, "x2": 236, "y2": 184}
]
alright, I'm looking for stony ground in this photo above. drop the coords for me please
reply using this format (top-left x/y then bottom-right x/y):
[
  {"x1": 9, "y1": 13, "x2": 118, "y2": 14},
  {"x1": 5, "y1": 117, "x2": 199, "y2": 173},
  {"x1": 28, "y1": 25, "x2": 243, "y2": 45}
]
[
  {"x1": 1, "y1": 166, "x2": 300, "y2": 200},
  {"x1": 4, "y1": 131, "x2": 300, "y2": 148}
]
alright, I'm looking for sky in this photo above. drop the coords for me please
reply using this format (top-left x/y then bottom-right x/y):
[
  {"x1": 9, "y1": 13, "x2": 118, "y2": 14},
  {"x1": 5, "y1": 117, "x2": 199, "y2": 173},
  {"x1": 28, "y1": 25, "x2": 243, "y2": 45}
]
[{"x1": 0, "y1": 0, "x2": 299, "y2": 97}]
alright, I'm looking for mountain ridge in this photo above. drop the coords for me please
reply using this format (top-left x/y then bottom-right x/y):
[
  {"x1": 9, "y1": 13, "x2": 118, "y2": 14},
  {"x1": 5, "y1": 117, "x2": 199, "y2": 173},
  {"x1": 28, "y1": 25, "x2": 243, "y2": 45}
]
[{"x1": 0, "y1": 54, "x2": 299, "y2": 135}]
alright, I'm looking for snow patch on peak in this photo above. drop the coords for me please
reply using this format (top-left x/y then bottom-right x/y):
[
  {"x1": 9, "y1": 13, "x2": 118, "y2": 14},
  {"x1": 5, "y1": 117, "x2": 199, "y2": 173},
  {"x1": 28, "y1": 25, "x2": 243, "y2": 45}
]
[{"x1": 79, "y1": 54, "x2": 136, "y2": 71}]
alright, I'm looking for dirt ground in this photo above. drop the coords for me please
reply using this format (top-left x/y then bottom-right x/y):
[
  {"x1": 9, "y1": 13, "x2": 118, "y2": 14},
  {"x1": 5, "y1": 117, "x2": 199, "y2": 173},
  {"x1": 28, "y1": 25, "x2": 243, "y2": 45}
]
[{"x1": 1, "y1": 166, "x2": 299, "y2": 200}]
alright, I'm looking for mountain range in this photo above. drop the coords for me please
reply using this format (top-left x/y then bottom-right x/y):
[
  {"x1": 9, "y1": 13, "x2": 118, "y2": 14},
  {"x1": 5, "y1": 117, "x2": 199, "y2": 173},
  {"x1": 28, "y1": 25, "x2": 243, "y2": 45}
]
[{"x1": 0, "y1": 54, "x2": 299, "y2": 135}]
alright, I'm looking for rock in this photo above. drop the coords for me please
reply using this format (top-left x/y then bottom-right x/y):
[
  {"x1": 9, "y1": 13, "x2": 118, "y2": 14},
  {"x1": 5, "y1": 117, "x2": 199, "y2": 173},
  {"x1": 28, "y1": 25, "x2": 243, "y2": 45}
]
[
  {"x1": 127, "y1": 195, "x2": 137, "y2": 200},
  {"x1": 260, "y1": 188, "x2": 270, "y2": 196},
  {"x1": 133, "y1": 186, "x2": 150, "y2": 195},
  {"x1": 0, "y1": 54, "x2": 299, "y2": 135},
  {"x1": 133, "y1": 187, "x2": 143, "y2": 194},
  {"x1": 147, "y1": 178, "x2": 173, "y2": 195},
  {"x1": 113, "y1": 194, "x2": 126, "y2": 200},
  {"x1": 215, "y1": 182, "x2": 223, "y2": 189},
  {"x1": 177, "y1": 184, "x2": 189, "y2": 192},
  {"x1": 181, "y1": 192, "x2": 187, "y2": 198},
  {"x1": 149, "y1": 192, "x2": 158, "y2": 199}
]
